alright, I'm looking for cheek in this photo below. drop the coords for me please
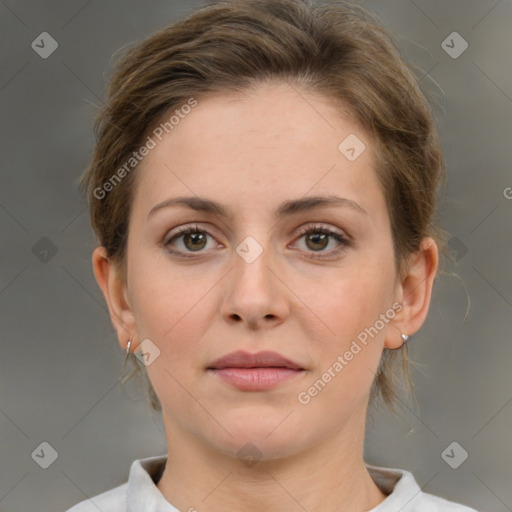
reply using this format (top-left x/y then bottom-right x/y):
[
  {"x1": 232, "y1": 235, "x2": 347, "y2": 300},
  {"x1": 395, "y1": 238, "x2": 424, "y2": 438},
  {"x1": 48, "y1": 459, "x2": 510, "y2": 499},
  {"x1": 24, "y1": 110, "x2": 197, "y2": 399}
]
[
  {"x1": 131, "y1": 283, "x2": 209, "y2": 409},
  {"x1": 125, "y1": 279, "x2": 203, "y2": 403},
  {"x1": 127, "y1": 244, "x2": 208, "y2": 339},
  {"x1": 132, "y1": 286, "x2": 209, "y2": 358},
  {"x1": 324, "y1": 259, "x2": 391, "y2": 334},
  {"x1": 311, "y1": 257, "x2": 394, "y2": 387}
]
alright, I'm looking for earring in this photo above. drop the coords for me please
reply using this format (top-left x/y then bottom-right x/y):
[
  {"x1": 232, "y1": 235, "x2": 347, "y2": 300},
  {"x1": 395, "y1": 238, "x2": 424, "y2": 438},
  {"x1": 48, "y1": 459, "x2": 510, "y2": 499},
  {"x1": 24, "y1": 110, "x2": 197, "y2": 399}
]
[
  {"x1": 120, "y1": 339, "x2": 137, "y2": 384},
  {"x1": 122, "y1": 339, "x2": 132, "y2": 366},
  {"x1": 401, "y1": 333, "x2": 409, "y2": 344}
]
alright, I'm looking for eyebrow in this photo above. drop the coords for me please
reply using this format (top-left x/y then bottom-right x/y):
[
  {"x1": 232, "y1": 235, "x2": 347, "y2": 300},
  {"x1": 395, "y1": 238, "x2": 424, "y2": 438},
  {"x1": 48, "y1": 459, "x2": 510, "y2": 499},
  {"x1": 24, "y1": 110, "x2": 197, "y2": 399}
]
[{"x1": 147, "y1": 194, "x2": 368, "y2": 220}]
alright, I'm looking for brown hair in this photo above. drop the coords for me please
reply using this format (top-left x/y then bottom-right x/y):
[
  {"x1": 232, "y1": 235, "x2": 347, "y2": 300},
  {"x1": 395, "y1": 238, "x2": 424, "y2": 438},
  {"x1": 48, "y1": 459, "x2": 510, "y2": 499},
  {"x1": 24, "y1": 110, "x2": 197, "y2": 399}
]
[{"x1": 79, "y1": 0, "x2": 450, "y2": 413}]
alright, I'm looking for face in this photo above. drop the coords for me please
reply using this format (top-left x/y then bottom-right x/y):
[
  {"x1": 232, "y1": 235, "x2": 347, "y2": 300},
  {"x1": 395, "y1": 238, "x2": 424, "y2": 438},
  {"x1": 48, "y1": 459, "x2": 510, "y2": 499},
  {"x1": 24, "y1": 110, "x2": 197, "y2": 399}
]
[{"x1": 109, "y1": 81, "x2": 406, "y2": 460}]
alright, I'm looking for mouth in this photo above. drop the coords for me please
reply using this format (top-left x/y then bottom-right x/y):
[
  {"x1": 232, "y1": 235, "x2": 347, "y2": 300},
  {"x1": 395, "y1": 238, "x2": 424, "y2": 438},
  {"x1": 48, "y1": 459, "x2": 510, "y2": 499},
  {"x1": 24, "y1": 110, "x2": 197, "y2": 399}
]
[
  {"x1": 207, "y1": 367, "x2": 305, "y2": 391},
  {"x1": 207, "y1": 350, "x2": 304, "y2": 371},
  {"x1": 206, "y1": 350, "x2": 306, "y2": 391}
]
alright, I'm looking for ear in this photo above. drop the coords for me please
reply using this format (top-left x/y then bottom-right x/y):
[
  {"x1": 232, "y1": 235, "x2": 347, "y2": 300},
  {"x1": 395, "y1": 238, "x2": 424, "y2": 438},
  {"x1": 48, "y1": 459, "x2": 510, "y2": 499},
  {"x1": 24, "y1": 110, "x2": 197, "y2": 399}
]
[
  {"x1": 92, "y1": 245, "x2": 138, "y2": 351},
  {"x1": 384, "y1": 237, "x2": 439, "y2": 349}
]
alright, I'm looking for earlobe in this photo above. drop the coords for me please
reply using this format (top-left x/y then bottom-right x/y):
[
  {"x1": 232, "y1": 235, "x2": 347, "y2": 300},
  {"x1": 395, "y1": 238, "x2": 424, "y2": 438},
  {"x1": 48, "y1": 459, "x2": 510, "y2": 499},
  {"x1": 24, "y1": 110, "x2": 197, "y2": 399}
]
[
  {"x1": 384, "y1": 237, "x2": 439, "y2": 349},
  {"x1": 91, "y1": 245, "x2": 137, "y2": 349}
]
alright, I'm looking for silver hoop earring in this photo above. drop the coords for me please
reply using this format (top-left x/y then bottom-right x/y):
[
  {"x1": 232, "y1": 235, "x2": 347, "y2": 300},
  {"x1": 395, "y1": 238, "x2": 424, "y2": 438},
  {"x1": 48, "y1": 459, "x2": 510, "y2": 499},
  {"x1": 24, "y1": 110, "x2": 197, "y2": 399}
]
[
  {"x1": 120, "y1": 339, "x2": 137, "y2": 384},
  {"x1": 401, "y1": 333, "x2": 409, "y2": 344}
]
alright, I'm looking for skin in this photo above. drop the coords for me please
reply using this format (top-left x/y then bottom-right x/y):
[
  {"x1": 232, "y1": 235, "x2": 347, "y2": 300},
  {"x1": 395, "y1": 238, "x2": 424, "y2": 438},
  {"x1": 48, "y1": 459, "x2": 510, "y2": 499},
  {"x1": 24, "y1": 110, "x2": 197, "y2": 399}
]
[{"x1": 93, "y1": 80, "x2": 438, "y2": 511}]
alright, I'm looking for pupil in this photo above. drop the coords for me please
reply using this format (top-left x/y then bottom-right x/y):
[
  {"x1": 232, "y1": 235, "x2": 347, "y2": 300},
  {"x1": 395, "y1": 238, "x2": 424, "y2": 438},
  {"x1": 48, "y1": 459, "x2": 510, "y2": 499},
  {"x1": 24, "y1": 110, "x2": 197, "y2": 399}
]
[
  {"x1": 308, "y1": 233, "x2": 327, "y2": 250},
  {"x1": 186, "y1": 232, "x2": 206, "y2": 251}
]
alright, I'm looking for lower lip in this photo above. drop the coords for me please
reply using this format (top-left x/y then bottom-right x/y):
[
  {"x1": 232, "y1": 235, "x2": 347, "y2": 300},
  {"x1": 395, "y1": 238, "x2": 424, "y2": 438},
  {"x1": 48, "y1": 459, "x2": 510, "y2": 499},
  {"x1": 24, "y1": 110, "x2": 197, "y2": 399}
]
[{"x1": 208, "y1": 367, "x2": 305, "y2": 391}]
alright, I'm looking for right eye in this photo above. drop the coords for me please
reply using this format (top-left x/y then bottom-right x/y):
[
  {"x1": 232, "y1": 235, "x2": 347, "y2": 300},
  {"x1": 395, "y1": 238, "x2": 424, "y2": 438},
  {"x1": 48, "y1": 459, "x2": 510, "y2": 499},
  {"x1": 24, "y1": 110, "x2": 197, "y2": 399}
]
[{"x1": 164, "y1": 224, "x2": 220, "y2": 256}]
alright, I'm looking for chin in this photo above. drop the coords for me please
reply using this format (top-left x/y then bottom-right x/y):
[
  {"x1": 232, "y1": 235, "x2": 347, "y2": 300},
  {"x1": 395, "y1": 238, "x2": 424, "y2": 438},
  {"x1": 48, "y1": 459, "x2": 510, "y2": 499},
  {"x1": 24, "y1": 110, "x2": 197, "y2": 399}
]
[
  {"x1": 212, "y1": 435, "x2": 306, "y2": 465},
  {"x1": 202, "y1": 413, "x2": 309, "y2": 461}
]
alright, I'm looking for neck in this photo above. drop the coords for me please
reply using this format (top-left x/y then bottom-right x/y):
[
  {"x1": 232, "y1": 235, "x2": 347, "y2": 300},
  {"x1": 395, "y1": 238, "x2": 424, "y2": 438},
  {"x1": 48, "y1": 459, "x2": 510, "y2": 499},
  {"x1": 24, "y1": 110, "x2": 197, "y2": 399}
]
[{"x1": 156, "y1": 406, "x2": 387, "y2": 512}]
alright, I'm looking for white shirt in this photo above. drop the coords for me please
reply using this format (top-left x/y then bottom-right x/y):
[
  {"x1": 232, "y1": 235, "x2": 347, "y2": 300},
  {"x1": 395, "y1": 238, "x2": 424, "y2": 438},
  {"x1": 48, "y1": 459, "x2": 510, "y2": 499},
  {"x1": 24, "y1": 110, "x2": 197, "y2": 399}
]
[{"x1": 65, "y1": 454, "x2": 479, "y2": 512}]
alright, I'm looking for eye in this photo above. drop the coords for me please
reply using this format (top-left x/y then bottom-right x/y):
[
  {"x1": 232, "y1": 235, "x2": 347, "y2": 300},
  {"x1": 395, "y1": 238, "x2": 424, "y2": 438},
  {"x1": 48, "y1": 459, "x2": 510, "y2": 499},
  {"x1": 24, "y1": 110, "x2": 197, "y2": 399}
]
[
  {"x1": 293, "y1": 224, "x2": 350, "y2": 258},
  {"x1": 163, "y1": 223, "x2": 351, "y2": 259},
  {"x1": 164, "y1": 224, "x2": 218, "y2": 256}
]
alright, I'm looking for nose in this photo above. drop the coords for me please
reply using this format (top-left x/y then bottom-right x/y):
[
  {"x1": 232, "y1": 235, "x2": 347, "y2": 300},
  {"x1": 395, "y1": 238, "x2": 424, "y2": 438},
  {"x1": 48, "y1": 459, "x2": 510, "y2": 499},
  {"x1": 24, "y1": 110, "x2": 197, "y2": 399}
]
[{"x1": 220, "y1": 236, "x2": 290, "y2": 330}]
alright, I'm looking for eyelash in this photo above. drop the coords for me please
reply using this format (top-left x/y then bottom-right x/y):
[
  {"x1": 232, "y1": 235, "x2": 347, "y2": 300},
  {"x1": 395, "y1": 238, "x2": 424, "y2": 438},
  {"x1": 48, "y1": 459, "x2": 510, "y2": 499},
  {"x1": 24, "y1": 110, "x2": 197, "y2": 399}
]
[{"x1": 164, "y1": 223, "x2": 351, "y2": 260}]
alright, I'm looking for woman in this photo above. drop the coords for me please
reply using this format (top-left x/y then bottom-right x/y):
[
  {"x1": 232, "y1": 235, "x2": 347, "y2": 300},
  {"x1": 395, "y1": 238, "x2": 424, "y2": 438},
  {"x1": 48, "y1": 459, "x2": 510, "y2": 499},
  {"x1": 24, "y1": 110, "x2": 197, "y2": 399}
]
[{"x1": 67, "y1": 0, "x2": 479, "y2": 510}]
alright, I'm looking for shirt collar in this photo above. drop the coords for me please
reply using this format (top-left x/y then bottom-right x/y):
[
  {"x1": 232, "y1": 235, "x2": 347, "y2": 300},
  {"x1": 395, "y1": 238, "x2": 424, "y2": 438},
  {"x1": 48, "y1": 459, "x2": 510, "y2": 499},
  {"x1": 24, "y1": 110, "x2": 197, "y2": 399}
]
[
  {"x1": 126, "y1": 454, "x2": 419, "y2": 511},
  {"x1": 127, "y1": 454, "x2": 178, "y2": 512},
  {"x1": 364, "y1": 463, "x2": 423, "y2": 510}
]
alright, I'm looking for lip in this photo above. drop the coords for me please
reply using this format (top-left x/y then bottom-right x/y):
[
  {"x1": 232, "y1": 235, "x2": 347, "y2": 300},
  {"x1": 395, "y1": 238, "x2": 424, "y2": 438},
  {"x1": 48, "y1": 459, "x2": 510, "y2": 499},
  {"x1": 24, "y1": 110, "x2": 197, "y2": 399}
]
[
  {"x1": 209, "y1": 367, "x2": 305, "y2": 391},
  {"x1": 206, "y1": 350, "x2": 306, "y2": 391},
  {"x1": 207, "y1": 350, "x2": 304, "y2": 370}
]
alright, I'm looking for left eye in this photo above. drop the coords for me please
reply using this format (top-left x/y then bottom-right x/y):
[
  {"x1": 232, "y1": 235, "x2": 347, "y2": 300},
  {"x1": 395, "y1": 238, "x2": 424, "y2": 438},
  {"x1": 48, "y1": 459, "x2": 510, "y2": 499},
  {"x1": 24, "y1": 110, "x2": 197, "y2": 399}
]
[{"x1": 293, "y1": 225, "x2": 349, "y2": 257}]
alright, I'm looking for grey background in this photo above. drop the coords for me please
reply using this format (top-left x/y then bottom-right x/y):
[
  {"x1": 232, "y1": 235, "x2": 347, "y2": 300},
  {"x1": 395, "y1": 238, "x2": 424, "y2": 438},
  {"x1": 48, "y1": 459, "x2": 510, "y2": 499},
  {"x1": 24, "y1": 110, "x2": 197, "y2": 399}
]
[{"x1": 0, "y1": 1, "x2": 511, "y2": 511}]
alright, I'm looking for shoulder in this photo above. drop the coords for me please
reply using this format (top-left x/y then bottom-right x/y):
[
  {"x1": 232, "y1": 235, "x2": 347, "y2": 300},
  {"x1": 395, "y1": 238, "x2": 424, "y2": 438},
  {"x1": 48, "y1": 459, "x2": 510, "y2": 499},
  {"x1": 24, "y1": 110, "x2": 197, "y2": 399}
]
[
  {"x1": 64, "y1": 482, "x2": 127, "y2": 512},
  {"x1": 366, "y1": 463, "x2": 479, "y2": 512},
  {"x1": 407, "y1": 491, "x2": 480, "y2": 511},
  {"x1": 64, "y1": 454, "x2": 168, "y2": 512}
]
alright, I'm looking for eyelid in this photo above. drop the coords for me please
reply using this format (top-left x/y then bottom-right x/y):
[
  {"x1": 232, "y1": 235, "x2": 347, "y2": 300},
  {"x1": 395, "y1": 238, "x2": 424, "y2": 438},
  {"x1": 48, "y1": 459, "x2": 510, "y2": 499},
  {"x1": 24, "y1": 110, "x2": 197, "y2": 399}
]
[
  {"x1": 294, "y1": 223, "x2": 350, "y2": 242},
  {"x1": 164, "y1": 222, "x2": 221, "y2": 243},
  {"x1": 163, "y1": 222, "x2": 351, "y2": 258},
  {"x1": 291, "y1": 223, "x2": 351, "y2": 259}
]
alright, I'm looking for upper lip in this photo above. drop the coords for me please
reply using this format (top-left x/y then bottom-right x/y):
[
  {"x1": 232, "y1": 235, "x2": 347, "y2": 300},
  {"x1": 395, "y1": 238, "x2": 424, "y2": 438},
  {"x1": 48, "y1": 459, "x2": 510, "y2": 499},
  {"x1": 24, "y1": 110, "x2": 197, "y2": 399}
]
[{"x1": 207, "y1": 350, "x2": 304, "y2": 370}]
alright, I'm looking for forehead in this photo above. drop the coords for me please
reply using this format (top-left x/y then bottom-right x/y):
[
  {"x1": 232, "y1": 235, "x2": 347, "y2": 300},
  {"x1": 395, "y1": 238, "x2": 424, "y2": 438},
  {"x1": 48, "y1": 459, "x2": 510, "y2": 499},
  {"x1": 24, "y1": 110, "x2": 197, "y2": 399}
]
[{"x1": 131, "y1": 81, "x2": 384, "y2": 221}]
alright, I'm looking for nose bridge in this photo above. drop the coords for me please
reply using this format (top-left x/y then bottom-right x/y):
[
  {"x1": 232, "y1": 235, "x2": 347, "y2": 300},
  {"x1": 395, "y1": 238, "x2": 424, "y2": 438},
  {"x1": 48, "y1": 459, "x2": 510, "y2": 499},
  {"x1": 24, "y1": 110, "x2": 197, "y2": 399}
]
[
  {"x1": 221, "y1": 230, "x2": 288, "y2": 326},
  {"x1": 233, "y1": 232, "x2": 275, "y2": 297}
]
